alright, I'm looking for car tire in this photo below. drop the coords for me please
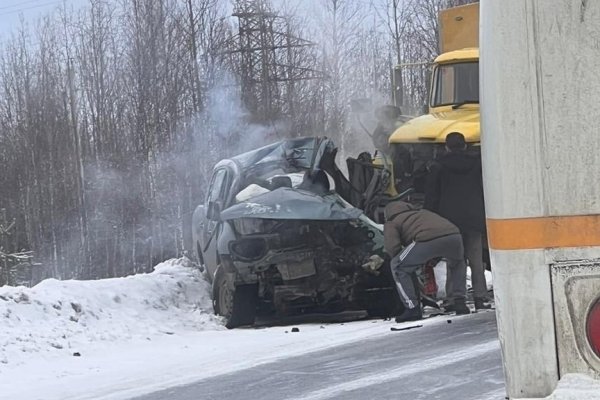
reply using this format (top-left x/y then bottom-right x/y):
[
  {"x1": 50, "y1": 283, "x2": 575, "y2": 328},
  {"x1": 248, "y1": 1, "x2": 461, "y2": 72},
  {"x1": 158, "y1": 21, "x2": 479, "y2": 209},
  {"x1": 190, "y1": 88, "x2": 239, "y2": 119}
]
[{"x1": 214, "y1": 271, "x2": 258, "y2": 329}]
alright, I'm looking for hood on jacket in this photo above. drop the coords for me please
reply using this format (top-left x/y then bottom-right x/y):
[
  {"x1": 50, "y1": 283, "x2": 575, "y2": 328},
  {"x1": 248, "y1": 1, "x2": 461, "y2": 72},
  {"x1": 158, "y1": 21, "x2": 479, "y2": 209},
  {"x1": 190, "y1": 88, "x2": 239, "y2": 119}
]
[
  {"x1": 384, "y1": 200, "x2": 418, "y2": 221},
  {"x1": 438, "y1": 151, "x2": 481, "y2": 174}
]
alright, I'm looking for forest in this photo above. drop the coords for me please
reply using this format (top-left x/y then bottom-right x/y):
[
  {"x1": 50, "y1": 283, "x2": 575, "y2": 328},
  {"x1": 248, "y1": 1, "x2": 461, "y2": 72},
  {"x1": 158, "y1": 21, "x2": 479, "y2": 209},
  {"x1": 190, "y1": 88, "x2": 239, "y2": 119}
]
[{"x1": 0, "y1": 0, "x2": 476, "y2": 284}]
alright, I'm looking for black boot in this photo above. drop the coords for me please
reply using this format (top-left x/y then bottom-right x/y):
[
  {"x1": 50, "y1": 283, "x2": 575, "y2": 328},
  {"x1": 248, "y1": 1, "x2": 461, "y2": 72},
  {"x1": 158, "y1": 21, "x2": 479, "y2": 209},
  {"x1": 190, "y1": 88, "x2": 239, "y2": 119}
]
[
  {"x1": 395, "y1": 306, "x2": 423, "y2": 323},
  {"x1": 475, "y1": 298, "x2": 492, "y2": 310},
  {"x1": 453, "y1": 299, "x2": 471, "y2": 315},
  {"x1": 442, "y1": 301, "x2": 455, "y2": 313}
]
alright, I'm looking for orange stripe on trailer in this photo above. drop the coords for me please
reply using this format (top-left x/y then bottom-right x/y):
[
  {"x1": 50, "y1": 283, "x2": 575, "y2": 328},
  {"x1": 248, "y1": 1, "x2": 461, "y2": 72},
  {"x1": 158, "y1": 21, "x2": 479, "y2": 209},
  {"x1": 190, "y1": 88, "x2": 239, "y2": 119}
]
[{"x1": 486, "y1": 215, "x2": 600, "y2": 250}]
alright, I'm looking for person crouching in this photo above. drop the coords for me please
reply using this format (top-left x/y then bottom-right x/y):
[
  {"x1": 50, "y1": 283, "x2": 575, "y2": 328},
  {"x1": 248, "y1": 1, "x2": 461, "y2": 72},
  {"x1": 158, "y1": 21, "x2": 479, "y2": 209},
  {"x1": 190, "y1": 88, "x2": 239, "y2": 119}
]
[{"x1": 384, "y1": 200, "x2": 471, "y2": 322}]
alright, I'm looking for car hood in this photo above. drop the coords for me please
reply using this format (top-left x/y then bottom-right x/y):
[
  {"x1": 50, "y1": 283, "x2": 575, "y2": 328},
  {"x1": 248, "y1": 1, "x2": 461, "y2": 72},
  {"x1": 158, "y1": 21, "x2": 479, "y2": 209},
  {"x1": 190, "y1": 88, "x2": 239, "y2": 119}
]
[{"x1": 220, "y1": 187, "x2": 363, "y2": 221}]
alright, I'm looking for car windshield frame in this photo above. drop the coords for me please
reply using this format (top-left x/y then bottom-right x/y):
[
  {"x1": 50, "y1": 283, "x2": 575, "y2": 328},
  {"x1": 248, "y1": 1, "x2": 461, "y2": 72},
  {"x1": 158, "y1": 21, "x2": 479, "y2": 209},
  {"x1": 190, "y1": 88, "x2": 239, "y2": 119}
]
[
  {"x1": 430, "y1": 61, "x2": 479, "y2": 108},
  {"x1": 231, "y1": 137, "x2": 336, "y2": 182}
]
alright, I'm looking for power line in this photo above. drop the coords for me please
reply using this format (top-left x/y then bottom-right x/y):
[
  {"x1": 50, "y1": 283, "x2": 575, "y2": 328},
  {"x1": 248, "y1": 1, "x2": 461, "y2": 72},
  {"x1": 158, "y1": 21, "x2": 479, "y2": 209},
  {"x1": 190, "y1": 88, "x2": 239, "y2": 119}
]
[
  {"x1": 0, "y1": 0, "x2": 66, "y2": 17},
  {"x1": 0, "y1": 0, "x2": 53, "y2": 12}
]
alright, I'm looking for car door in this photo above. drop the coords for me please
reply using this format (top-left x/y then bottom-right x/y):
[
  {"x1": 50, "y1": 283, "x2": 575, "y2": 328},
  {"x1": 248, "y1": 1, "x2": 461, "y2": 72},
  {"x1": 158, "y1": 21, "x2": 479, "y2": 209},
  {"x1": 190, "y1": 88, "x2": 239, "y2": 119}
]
[{"x1": 201, "y1": 168, "x2": 230, "y2": 273}]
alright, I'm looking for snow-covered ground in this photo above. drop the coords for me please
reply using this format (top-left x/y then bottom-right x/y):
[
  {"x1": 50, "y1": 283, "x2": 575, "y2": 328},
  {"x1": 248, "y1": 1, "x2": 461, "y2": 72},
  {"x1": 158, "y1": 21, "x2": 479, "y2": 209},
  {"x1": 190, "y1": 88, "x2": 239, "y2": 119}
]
[
  {"x1": 0, "y1": 258, "x2": 443, "y2": 400},
  {"x1": 1, "y1": 258, "x2": 221, "y2": 366},
  {"x1": 542, "y1": 374, "x2": 600, "y2": 400},
  {"x1": 518, "y1": 374, "x2": 600, "y2": 400},
  {"x1": 1, "y1": 258, "x2": 598, "y2": 400}
]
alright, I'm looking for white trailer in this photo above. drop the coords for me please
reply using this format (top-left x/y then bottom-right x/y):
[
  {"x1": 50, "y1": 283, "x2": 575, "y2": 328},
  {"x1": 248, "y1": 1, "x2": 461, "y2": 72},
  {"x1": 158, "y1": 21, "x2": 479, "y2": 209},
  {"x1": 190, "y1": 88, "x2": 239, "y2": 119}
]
[{"x1": 480, "y1": 0, "x2": 600, "y2": 398}]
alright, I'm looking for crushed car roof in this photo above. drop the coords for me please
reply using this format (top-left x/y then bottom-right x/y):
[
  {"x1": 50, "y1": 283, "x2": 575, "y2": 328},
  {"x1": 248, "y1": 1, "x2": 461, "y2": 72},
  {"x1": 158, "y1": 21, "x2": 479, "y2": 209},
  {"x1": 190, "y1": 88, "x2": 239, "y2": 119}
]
[{"x1": 229, "y1": 137, "x2": 335, "y2": 174}]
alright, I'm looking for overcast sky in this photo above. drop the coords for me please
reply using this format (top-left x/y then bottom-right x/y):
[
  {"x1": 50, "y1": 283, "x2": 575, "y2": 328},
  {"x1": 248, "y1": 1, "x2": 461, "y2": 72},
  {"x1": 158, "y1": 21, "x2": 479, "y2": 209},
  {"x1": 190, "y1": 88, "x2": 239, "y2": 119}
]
[
  {"x1": 0, "y1": 0, "x2": 87, "y2": 41},
  {"x1": 0, "y1": 0, "x2": 378, "y2": 45}
]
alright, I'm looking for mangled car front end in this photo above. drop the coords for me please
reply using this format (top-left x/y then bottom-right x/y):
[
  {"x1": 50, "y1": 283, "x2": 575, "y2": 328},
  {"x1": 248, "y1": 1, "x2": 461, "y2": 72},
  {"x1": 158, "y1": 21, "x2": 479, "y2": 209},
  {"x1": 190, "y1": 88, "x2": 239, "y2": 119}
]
[{"x1": 191, "y1": 138, "x2": 401, "y2": 328}]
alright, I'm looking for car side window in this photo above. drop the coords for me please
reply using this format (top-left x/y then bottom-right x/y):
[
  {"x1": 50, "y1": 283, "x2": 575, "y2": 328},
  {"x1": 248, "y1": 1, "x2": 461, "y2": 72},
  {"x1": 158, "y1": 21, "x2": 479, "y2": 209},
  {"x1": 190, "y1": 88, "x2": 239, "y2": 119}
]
[{"x1": 206, "y1": 169, "x2": 228, "y2": 206}]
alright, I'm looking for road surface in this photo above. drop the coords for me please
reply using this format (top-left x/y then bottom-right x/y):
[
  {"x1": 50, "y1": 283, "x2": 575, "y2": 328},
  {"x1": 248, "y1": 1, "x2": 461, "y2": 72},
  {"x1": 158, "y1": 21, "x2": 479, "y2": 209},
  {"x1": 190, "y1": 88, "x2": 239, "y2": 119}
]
[{"x1": 132, "y1": 311, "x2": 505, "y2": 400}]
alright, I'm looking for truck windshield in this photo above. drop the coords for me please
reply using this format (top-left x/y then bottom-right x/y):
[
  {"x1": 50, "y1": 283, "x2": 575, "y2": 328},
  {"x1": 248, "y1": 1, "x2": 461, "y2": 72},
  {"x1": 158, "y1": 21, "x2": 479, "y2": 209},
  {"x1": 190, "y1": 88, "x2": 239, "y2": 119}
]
[{"x1": 431, "y1": 61, "x2": 479, "y2": 107}]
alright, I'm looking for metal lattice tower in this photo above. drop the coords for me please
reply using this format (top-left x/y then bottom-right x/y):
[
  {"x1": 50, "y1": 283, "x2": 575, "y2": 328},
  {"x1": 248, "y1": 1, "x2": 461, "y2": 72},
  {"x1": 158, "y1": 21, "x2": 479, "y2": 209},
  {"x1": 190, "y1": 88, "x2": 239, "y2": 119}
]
[{"x1": 229, "y1": 0, "x2": 321, "y2": 123}]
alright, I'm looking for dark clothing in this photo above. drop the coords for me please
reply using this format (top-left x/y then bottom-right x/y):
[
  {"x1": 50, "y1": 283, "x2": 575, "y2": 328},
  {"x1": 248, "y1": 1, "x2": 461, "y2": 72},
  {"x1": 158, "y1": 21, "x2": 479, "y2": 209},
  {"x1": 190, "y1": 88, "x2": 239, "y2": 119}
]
[
  {"x1": 383, "y1": 200, "x2": 460, "y2": 257},
  {"x1": 424, "y1": 151, "x2": 486, "y2": 232},
  {"x1": 390, "y1": 233, "x2": 467, "y2": 309},
  {"x1": 445, "y1": 231, "x2": 487, "y2": 300},
  {"x1": 463, "y1": 230, "x2": 488, "y2": 299}
]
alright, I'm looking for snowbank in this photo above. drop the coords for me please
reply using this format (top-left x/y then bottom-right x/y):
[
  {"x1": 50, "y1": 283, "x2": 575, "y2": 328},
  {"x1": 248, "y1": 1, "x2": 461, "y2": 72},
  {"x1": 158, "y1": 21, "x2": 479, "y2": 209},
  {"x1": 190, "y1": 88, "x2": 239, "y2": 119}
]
[{"x1": 0, "y1": 258, "x2": 223, "y2": 365}]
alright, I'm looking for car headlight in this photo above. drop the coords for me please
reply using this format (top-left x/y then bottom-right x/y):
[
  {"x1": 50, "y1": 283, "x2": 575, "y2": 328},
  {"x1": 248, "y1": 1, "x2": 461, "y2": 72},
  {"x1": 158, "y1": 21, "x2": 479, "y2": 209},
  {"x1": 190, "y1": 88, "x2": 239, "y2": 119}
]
[{"x1": 229, "y1": 238, "x2": 268, "y2": 261}]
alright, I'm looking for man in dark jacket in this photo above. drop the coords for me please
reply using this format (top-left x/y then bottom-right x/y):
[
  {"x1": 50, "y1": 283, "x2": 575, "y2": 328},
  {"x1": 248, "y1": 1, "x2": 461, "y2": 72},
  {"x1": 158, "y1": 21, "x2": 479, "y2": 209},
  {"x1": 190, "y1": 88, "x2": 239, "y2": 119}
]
[
  {"x1": 424, "y1": 132, "x2": 490, "y2": 310},
  {"x1": 384, "y1": 200, "x2": 470, "y2": 322}
]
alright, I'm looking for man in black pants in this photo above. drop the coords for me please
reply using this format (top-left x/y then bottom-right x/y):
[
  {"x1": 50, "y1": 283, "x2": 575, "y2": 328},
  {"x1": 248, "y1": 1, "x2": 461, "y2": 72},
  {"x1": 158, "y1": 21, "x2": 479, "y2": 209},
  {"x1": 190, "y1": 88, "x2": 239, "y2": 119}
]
[
  {"x1": 384, "y1": 200, "x2": 471, "y2": 322},
  {"x1": 425, "y1": 132, "x2": 491, "y2": 310}
]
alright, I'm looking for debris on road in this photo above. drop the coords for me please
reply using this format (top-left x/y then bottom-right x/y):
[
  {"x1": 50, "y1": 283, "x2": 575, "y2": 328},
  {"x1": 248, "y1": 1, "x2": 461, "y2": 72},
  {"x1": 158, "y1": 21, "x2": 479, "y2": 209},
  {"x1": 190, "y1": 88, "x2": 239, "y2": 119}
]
[{"x1": 390, "y1": 325, "x2": 423, "y2": 332}]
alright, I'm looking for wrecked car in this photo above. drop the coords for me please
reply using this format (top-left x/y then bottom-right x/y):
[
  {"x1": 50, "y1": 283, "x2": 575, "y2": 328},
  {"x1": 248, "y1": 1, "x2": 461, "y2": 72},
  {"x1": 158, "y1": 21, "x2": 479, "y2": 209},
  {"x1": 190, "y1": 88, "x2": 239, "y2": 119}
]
[{"x1": 192, "y1": 137, "x2": 402, "y2": 328}]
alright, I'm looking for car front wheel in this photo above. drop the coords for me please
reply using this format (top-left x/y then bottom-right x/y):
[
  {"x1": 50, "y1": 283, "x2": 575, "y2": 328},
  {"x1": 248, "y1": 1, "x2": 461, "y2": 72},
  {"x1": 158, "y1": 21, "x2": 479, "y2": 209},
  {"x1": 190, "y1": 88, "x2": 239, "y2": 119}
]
[{"x1": 214, "y1": 271, "x2": 257, "y2": 329}]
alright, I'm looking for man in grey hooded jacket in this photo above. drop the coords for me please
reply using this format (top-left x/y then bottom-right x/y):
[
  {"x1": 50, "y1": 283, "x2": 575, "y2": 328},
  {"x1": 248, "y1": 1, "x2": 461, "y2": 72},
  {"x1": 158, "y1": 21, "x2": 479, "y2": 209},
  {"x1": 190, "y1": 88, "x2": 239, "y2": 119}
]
[{"x1": 384, "y1": 200, "x2": 470, "y2": 322}]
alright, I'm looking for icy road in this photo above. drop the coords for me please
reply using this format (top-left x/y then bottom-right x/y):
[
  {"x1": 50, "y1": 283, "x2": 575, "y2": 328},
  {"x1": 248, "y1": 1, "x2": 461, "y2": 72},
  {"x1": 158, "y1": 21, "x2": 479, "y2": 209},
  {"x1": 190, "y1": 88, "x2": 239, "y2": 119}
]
[{"x1": 133, "y1": 311, "x2": 504, "y2": 400}]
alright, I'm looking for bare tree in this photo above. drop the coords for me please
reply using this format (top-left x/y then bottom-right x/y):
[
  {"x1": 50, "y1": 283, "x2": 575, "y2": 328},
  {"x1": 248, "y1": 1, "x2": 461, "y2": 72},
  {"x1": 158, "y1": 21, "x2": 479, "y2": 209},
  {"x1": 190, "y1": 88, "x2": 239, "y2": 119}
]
[
  {"x1": 314, "y1": 0, "x2": 366, "y2": 157},
  {"x1": 0, "y1": 0, "x2": 478, "y2": 284}
]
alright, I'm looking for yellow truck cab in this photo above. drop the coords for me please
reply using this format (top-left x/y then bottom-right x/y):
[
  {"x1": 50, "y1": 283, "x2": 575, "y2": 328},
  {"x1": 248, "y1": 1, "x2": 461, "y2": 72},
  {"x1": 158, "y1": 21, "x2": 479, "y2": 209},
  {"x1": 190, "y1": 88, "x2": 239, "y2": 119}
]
[{"x1": 389, "y1": 3, "x2": 480, "y2": 190}]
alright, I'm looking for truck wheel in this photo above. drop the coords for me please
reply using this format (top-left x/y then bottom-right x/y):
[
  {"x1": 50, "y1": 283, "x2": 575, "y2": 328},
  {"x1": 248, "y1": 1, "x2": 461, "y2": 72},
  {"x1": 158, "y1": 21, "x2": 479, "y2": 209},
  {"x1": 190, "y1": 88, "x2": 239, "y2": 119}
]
[{"x1": 214, "y1": 272, "x2": 257, "y2": 329}]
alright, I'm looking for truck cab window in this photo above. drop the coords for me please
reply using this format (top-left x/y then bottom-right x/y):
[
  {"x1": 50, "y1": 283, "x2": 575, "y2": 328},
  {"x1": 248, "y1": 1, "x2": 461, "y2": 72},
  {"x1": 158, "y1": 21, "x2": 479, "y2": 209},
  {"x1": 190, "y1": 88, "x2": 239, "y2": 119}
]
[{"x1": 432, "y1": 62, "x2": 479, "y2": 107}]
